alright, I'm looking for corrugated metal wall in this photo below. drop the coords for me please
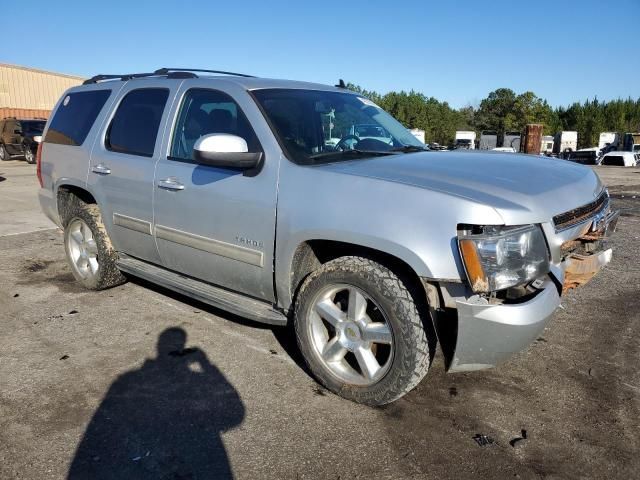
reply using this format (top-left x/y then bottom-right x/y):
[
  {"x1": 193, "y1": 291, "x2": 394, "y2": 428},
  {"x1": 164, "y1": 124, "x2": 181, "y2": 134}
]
[{"x1": 0, "y1": 64, "x2": 84, "y2": 114}]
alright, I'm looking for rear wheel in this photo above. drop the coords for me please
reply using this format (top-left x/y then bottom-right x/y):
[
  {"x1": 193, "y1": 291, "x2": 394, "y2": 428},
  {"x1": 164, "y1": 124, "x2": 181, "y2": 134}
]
[
  {"x1": 23, "y1": 146, "x2": 35, "y2": 164},
  {"x1": 63, "y1": 202, "x2": 126, "y2": 290},
  {"x1": 0, "y1": 144, "x2": 8, "y2": 161},
  {"x1": 294, "y1": 256, "x2": 433, "y2": 405}
]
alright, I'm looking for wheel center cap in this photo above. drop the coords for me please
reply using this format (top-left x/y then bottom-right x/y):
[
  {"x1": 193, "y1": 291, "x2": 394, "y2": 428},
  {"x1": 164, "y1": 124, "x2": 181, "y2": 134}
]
[{"x1": 342, "y1": 322, "x2": 361, "y2": 342}]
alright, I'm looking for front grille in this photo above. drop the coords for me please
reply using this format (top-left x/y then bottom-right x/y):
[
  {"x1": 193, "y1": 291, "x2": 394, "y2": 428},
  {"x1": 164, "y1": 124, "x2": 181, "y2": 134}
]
[{"x1": 553, "y1": 190, "x2": 609, "y2": 231}]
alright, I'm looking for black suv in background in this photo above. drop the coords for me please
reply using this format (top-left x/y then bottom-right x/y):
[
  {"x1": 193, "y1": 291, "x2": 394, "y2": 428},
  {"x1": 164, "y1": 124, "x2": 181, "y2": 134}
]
[{"x1": 0, "y1": 118, "x2": 46, "y2": 164}]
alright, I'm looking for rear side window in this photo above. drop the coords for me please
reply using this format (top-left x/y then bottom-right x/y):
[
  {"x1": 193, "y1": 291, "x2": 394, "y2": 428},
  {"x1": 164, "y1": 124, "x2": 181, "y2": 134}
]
[
  {"x1": 45, "y1": 90, "x2": 111, "y2": 146},
  {"x1": 106, "y1": 88, "x2": 169, "y2": 157}
]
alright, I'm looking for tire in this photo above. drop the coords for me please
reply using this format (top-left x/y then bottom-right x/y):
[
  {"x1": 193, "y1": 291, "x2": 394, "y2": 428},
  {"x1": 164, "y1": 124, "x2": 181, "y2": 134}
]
[
  {"x1": 24, "y1": 145, "x2": 35, "y2": 164},
  {"x1": 0, "y1": 144, "x2": 8, "y2": 161},
  {"x1": 294, "y1": 256, "x2": 433, "y2": 405},
  {"x1": 63, "y1": 201, "x2": 126, "y2": 290}
]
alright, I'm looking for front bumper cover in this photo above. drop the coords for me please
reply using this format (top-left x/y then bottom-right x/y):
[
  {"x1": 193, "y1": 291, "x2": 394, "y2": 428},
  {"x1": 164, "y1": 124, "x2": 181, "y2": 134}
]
[
  {"x1": 448, "y1": 278, "x2": 559, "y2": 372},
  {"x1": 447, "y1": 242, "x2": 615, "y2": 372}
]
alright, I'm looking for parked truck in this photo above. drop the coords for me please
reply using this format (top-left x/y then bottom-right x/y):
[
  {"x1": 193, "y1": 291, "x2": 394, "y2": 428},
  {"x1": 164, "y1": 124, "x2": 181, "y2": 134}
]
[
  {"x1": 598, "y1": 132, "x2": 620, "y2": 151},
  {"x1": 454, "y1": 131, "x2": 476, "y2": 150},
  {"x1": 541, "y1": 135, "x2": 554, "y2": 155},
  {"x1": 554, "y1": 131, "x2": 578, "y2": 156},
  {"x1": 622, "y1": 133, "x2": 640, "y2": 153},
  {"x1": 479, "y1": 131, "x2": 498, "y2": 150},
  {"x1": 503, "y1": 131, "x2": 521, "y2": 152}
]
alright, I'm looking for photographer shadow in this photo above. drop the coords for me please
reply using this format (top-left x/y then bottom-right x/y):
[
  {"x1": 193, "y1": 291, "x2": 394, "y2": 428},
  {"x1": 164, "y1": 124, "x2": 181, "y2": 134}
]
[{"x1": 68, "y1": 327, "x2": 244, "y2": 479}]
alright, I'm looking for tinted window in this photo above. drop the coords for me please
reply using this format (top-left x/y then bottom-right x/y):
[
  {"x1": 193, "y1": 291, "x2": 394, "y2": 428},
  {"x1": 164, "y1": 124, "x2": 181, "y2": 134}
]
[
  {"x1": 45, "y1": 90, "x2": 111, "y2": 146},
  {"x1": 21, "y1": 121, "x2": 46, "y2": 135},
  {"x1": 602, "y1": 155, "x2": 624, "y2": 166},
  {"x1": 107, "y1": 89, "x2": 169, "y2": 157},
  {"x1": 170, "y1": 89, "x2": 260, "y2": 160}
]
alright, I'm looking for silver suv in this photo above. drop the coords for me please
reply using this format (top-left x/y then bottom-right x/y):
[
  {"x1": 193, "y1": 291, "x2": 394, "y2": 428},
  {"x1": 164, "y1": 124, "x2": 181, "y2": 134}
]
[{"x1": 38, "y1": 68, "x2": 619, "y2": 405}]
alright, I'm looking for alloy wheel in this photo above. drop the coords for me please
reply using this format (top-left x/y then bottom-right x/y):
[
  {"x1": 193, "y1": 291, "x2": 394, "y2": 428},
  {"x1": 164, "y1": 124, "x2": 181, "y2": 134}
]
[
  {"x1": 308, "y1": 283, "x2": 394, "y2": 386},
  {"x1": 66, "y1": 218, "x2": 99, "y2": 280}
]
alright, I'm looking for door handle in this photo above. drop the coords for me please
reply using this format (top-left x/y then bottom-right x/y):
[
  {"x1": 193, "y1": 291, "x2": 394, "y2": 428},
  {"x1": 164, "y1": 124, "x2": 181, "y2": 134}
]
[
  {"x1": 157, "y1": 177, "x2": 185, "y2": 191},
  {"x1": 91, "y1": 163, "x2": 111, "y2": 175}
]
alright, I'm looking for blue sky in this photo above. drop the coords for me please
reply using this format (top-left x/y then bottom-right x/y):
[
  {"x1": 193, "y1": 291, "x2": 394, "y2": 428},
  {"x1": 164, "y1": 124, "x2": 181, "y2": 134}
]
[{"x1": 4, "y1": 0, "x2": 639, "y2": 108}]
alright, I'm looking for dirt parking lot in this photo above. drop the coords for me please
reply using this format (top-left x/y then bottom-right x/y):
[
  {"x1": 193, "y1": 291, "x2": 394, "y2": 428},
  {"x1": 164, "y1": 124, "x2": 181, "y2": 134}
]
[{"x1": 1, "y1": 160, "x2": 639, "y2": 479}]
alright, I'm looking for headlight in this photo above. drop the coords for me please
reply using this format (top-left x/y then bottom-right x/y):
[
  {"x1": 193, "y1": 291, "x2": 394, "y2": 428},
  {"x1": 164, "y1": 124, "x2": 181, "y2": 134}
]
[
  {"x1": 458, "y1": 224, "x2": 550, "y2": 293},
  {"x1": 33, "y1": 135, "x2": 42, "y2": 143}
]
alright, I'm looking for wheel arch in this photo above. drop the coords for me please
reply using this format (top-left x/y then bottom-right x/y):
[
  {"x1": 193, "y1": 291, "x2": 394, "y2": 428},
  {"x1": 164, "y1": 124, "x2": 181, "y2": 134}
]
[
  {"x1": 282, "y1": 238, "x2": 433, "y2": 315},
  {"x1": 56, "y1": 182, "x2": 98, "y2": 227}
]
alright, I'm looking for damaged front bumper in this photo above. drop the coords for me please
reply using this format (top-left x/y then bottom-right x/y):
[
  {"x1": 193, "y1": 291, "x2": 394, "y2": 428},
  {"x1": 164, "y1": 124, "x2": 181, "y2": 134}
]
[
  {"x1": 448, "y1": 278, "x2": 559, "y2": 372},
  {"x1": 444, "y1": 206, "x2": 619, "y2": 373}
]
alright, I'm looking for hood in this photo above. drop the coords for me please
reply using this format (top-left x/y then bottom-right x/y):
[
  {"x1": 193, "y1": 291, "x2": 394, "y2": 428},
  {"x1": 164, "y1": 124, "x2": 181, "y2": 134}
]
[{"x1": 317, "y1": 151, "x2": 604, "y2": 224}]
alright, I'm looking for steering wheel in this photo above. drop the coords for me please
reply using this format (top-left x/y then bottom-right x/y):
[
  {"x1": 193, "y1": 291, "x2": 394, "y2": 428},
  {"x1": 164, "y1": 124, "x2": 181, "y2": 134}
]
[{"x1": 335, "y1": 135, "x2": 360, "y2": 151}]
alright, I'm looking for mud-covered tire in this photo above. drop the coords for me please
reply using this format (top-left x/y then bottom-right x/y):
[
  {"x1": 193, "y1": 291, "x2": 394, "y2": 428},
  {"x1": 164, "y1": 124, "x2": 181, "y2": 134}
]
[
  {"x1": 294, "y1": 256, "x2": 433, "y2": 405},
  {"x1": 62, "y1": 200, "x2": 126, "y2": 290}
]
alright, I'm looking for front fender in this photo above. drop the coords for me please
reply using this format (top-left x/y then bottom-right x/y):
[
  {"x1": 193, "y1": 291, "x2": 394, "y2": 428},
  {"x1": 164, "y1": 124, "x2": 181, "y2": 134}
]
[{"x1": 274, "y1": 165, "x2": 504, "y2": 310}]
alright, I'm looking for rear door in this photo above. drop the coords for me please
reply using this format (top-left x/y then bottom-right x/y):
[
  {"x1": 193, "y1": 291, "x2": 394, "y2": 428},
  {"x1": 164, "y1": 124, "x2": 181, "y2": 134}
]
[
  {"x1": 88, "y1": 80, "x2": 178, "y2": 264},
  {"x1": 3, "y1": 120, "x2": 22, "y2": 155},
  {"x1": 153, "y1": 82, "x2": 279, "y2": 301}
]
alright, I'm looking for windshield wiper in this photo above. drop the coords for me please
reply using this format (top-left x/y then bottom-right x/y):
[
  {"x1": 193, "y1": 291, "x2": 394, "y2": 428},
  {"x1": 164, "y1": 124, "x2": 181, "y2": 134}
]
[
  {"x1": 390, "y1": 145, "x2": 428, "y2": 153},
  {"x1": 308, "y1": 149, "x2": 396, "y2": 160}
]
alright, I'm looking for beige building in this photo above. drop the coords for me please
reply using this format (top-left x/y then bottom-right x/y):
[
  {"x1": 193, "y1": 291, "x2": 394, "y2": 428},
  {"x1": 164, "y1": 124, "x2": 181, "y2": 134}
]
[{"x1": 0, "y1": 63, "x2": 84, "y2": 119}]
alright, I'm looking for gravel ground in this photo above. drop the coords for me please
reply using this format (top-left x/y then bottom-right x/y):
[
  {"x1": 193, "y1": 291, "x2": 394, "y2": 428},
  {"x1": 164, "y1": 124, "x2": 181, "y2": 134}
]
[{"x1": 0, "y1": 161, "x2": 638, "y2": 479}]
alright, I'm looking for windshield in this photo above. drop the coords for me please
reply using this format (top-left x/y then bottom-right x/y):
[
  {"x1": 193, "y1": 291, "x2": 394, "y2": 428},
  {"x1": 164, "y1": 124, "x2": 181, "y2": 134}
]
[
  {"x1": 20, "y1": 121, "x2": 46, "y2": 135},
  {"x1": 252, "y1": 89, "x2": 424, "y2": 164}
]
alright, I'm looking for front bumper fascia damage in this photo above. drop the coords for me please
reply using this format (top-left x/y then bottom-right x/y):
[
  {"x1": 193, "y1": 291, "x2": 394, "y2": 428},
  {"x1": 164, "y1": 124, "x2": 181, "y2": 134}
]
[
  {"x1": 448, "y1": 278, "x2": 559, "y2": 372},
  {"x1": 443, "y1": 205, "x2": 619, "y2": 373}
]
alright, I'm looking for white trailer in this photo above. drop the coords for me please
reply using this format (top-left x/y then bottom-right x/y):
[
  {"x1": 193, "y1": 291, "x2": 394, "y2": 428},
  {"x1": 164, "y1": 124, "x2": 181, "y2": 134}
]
[
  {"x1": 455, "y1": 131, "x2": 476, "y2": 150},
  {"x1": 554, "y1": 131, "x2": 578, "y2": 154},
  {"x1": 409, "y1": 128, "x2": 425, "y2": 144}
]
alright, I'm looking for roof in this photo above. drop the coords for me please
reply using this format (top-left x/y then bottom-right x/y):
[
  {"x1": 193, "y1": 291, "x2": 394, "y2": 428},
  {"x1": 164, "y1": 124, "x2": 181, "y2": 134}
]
[
  {"x1": 79, "y1": 68, "x2": 347, "y2": 93},
  {"x1": 0, "y1": 63, "x2": 84, "y2": 80},
  {"x1": 222, "y1": 76, "x2": 345, "y2": 92}
]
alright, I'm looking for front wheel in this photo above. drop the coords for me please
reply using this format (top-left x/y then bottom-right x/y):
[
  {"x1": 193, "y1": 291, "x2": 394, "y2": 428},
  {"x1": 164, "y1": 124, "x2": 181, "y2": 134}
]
[{"x1": 294, "y1": 256, "x2": 433, "y2": 405}]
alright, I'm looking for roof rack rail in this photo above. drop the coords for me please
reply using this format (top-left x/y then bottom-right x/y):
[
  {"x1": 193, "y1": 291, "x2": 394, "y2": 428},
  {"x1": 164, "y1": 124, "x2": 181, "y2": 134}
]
[
  {"x1": 82, "y1": 70, "x2": 198, "y2": 85},
  {"x1": 154, "y1": 68, "x2": 255, "y2": 78},
  {"x1": 83, "y1": 72, "x2": 155, "y2": 85},
  {"x1": 82, "y1": 67, "x2": 254, "y2": 85}
]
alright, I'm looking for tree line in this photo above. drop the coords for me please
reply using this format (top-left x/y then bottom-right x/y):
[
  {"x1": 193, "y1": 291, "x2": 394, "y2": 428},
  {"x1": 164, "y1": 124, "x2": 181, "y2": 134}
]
[{"x1": 347, "y1": 83, "x2": 640, "y2": 149}]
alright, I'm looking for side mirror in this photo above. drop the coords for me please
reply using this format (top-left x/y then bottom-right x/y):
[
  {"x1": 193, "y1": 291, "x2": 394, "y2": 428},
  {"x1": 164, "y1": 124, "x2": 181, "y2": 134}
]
[{"x1": 193, "y1": 134, "x2": 262, "y2": 169}]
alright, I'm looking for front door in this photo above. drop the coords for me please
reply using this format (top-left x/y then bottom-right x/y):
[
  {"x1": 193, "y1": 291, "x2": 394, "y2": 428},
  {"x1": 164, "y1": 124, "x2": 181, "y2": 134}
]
[
  {"x1": 153, "y1": 84, "x2": 279, "y2": 301},
  {"x1": 88, "y1": 81, "x2": 177, "y2": 264}
]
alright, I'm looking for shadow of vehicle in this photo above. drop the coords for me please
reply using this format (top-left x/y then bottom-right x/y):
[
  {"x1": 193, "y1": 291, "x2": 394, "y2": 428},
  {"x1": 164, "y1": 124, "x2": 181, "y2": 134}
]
[{"x1": 68, "y1": 327, "x2": 245, "y2": 479}]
